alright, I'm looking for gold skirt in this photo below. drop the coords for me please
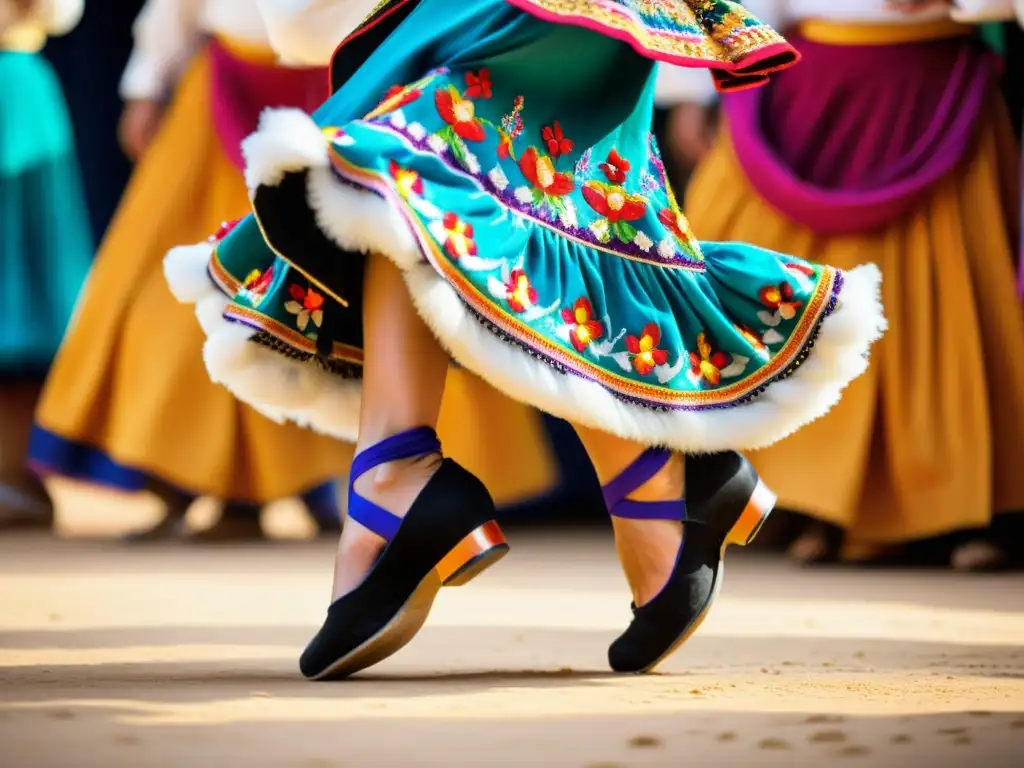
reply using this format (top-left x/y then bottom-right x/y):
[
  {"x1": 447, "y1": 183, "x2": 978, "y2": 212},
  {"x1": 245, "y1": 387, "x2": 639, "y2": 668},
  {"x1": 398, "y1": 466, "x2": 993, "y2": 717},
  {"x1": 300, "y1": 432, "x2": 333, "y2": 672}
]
[
  {"x1": 36, "y1": 51, "x2": 556, "y2": 504},
  {"x1": 685, "y1": 96, "x2": 1024, "y2": 547}
]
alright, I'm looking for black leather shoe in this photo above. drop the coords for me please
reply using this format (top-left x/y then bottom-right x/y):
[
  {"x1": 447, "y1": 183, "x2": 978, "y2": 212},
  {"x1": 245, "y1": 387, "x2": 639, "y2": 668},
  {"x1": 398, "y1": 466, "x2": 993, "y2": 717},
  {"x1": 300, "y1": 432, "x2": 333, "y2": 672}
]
[
  {"x1": 603, "y1": 450, "x2": 775, "y2": 673},
  {"x1": 300, "y1": 427, "x2": 507, "y2": 681}
]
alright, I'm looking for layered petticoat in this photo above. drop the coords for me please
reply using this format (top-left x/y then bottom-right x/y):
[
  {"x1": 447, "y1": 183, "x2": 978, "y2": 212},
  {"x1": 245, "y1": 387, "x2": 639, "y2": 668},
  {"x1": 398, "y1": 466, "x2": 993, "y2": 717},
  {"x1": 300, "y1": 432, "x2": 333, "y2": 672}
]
[{"x1": 165, "y1": 0, "x2": 885, "y2": 451}]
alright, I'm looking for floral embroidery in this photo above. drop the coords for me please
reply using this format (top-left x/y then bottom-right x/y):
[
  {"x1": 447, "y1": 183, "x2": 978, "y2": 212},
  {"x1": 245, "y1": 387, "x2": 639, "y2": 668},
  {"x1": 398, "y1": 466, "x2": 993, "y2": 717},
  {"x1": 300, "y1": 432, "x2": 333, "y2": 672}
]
[
  {"x1": 389, "y1": 161, "x2": 424, "y2": 199},
  {"x1": 518, "y1": 147, "x2": 575, "y2": 198},
  {"x1": 240, "y1": 265, "x2": 274, "y2": 305},
  {"x1": 626, "y1": 322, "x2": 669, "y2": 376},
  {"x1": 689, "y1": 332, "x2": 730, "y2": 386},
  {"x1": 464, "y1": 69, "x2": 493, "y2": 99},
  {"x1": 735, "y1": 323, "x2": 767, "y2": 355},
  {"x1": 582, "y1": 180, "x2": 647, "y2": 245},
  {"x1": 657, "y1": 208, "x2": 699, "y2": 260},
  {"x1": 574, "y1": 147, "x2": 592, "y2": 182},
  {"x1": 505, "y1": 269, "x2": 538, "y2": 313},
  {"x1": 441, "y1": 212, "x2": 477, "y2": 259},
  {"x1": 759, "y1": 281, "x2": 802, "y2": 321},
  {"x1": 599, "y1": 149, "x2": 630, "y2": 184},
  {"x1": 498, "y1": 95, "x2": 525, "y2": 160},
  {"x1": 375, "y1": 83, "x2": 423, "y2": 116},
  {"x1": 284, "y1": 283, "x2": 325, "y2": 332},
  {"x1": 561, "y1": 297, "x2": 605, "y2": 352},
  {"x1": 435, "y1": 85, "x2": 486, "y2": 142},
  {"x1": 208, "y1": 219, "x2": 241, "y2": 245},
  {"x1": 542, "y1": 121, "x2": 573, "y2": 159}
]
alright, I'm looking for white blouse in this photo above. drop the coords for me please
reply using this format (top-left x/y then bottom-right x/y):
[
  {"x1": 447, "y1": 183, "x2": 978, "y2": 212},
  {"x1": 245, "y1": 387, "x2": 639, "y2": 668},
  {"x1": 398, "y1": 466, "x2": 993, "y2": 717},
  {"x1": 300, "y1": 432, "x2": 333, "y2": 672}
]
[
  {"x1": 120, "y1": 0, "x2": 271, "y2": 101},
  {"x1": 255, "y1": 0, "x2": 383, "y2": 67},
  {"x1": 120, "y1": 0, "x2": 381, "y2": 100},
  {"x1": 655, "y1": 0, "x2": 999, "y2": 107},
  {"x1": 0, "y1": 0, "x2": 82, "y2": 39}
]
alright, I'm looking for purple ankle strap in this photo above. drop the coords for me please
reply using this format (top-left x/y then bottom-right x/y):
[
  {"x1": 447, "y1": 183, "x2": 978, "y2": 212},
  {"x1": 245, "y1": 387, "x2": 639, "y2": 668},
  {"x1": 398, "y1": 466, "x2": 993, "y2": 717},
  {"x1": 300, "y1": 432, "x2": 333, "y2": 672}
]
[
  {"x1": 350, "y1": 427, "x2": 441, "y2": 484},
  {"x1": 348, "y1": 427, "x2": 441, "y2": 541},
  {"x1": 602, "y1": 448, "x2": 685, "y2": 522}
]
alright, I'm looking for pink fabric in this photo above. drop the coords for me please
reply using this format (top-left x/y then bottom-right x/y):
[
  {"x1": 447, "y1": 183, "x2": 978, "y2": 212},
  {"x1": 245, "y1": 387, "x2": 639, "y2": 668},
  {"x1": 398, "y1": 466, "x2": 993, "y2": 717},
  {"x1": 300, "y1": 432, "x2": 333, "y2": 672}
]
[
  {"x1": 208, "y1": 39, "x2": 329, "y2": 170},
  {"x1": 722, "y1": 34, "x2": 996, "y2": 235}
]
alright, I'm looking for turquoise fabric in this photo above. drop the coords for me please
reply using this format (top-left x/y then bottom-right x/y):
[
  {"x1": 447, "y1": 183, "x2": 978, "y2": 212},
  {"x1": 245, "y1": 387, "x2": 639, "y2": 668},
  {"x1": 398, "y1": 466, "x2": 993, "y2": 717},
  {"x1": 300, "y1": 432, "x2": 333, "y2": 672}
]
[
  {"x1": 213, "y1": 0, "x2": 842, "y2": 415},
  {"x1": 0, "y1": 51, "x2": 93, "y2": 371}
]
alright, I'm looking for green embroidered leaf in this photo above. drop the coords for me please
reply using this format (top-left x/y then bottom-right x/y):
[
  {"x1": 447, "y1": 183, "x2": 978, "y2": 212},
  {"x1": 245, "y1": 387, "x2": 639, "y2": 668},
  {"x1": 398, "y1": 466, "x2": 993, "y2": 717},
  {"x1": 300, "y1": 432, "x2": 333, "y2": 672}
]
[
  {"x1": 612, "y1": 221, "x2": 638, "y2": 244},
  {"x1": 531, "y1": 188, "x2": 545, "y2": 205}
]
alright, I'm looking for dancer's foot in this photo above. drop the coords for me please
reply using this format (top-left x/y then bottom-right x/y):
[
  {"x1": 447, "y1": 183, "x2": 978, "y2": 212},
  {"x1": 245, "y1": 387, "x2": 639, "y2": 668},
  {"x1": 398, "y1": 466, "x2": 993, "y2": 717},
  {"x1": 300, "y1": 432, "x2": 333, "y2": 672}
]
[
  {"x1": 331, "y1": 450, "x2": 442, "y2": 599},
  {"x1": 608, "y1": 452, "x2": 684, "y2": 607},
  {"x1": 951, "y1": 539, "x2": 1010, "y2": 572},
  {"x1": 300, "y1": 427, "x2": 507, "y2": 681},
  {"x1": 604, "y1": 450, "x2": 774, "y2": 674},
  {"x1": 787, "y1": 519, "x2": 843, "y2": 565},
  {"x1": 0, "y1": 482, "x2": 54, "y2": 531},
  {"x1": 188, "y1": 504, "x2": 266, "y2": 543},
  {"x1": 122, "y1": 512, "x2": 188, "y2": 543}
]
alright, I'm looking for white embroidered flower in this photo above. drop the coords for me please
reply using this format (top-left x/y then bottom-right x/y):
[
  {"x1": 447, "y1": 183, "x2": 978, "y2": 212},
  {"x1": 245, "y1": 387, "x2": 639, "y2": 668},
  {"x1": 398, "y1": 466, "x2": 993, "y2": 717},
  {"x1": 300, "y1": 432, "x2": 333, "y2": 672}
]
[
  {"x1": 463, "y1": 149, "x2": 481, "y2": 174},
  {"x1": 407, "y1": 122, "x2": 427, "y2": 141},
  {"x1": 514, "y1": 186, "x2": 534, "y2": 205},
  {"x1": 657, "y1": 237, "x2": 676, "y2": 260},
  {"x1": 634, "y1": 231, "x2": 654, "y2": 252},
  {"x1": 590, "y1": 218, "x2": 610, "y2": 243},
  {"x1": 390, "y1": 110, "x2": 407, "y2": 129},
  {"x1": 427, "y1": 134, "x2": 447, "y2": 154},
  {"x1": 488, "y1": 165, "x2": 510, "y2": 192},
  {"x1": 558, "y1": 199, "x2": 578, "y2": 228}
]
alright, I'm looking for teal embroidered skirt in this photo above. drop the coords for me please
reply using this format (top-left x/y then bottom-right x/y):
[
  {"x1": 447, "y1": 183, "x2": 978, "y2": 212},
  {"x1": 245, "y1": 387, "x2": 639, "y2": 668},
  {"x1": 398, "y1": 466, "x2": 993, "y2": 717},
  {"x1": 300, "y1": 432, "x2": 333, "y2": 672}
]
[{"x1": 164, "y1": 0, "x2": 885, "y2": 450}]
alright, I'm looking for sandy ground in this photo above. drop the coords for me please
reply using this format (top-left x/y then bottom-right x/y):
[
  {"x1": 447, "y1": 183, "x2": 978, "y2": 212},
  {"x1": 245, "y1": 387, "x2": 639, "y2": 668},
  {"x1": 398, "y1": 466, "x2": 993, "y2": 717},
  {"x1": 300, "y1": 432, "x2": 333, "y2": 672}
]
[{"x1": 0, "y1": 483, "x2": 1023, "y2": 767}]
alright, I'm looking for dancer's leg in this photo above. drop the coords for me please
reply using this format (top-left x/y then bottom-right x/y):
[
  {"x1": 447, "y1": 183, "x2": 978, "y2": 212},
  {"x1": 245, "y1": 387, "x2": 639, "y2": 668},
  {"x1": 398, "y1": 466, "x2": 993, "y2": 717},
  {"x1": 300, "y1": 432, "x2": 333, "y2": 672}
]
[
  {"x1": 331, "y1": 255, "x2": 450, "y2": 599},
  {"x1": 573, "y1": 424, "x2": 683, "y2": 607}
]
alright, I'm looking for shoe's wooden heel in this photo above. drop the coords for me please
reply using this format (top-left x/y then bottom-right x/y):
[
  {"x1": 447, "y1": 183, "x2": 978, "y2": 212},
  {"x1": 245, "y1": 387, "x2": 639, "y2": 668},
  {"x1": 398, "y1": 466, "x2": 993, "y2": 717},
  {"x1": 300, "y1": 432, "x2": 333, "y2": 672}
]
[
  {"x1": 723, "y1": 479, "x2": 777, "y2": 548},
  {"x1": 436, "y1": 520, "x2": 509, "y2": 586}
]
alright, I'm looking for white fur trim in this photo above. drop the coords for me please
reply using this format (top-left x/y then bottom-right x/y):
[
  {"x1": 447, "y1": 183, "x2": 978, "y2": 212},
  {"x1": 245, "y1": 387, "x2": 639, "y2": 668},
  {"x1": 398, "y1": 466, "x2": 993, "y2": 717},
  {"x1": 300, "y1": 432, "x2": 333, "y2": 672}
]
[
  {"x1": 200, "y1": 305, "x2": 362, "y2": 442},
  {"x1": 242, "y1": 108, "x2": 329, "y2": 191},
  {"x1": 162, "y1": 230, "x2": 362, "y2": 441},
  {"x1": 211, "y1": 108, "x2": 886, "y2": 451},
  {"x1": 164, "y1": 243, "x2": 217, "y2": 303}
]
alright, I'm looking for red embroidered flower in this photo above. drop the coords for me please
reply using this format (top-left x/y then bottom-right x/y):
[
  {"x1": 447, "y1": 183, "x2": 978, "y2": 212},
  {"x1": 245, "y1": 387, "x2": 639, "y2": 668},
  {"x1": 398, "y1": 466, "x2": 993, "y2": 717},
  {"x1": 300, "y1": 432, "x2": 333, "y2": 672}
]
[
  {"x1": 284, "y1": 284, "x2": 325, "y2": 332},
  {"x1": 441, "y1": 212, "x2": 477, "y2": 259},
  {"x1": 389, "y1": 161, "x2": 424, "y2": 199},
  {"x1": 541, "y1": 121, "x2": 573, "y2": 159},
  {"x1": 561, "y1": 297, "x2": 605, "y2": 352},
  {"x1": 242, "y1": 264, "x2": 274, "y2": 295},
  {"x1": 435, "y1": 86, "x2": 486, "y2": 142},
  {"x1": 505, "y1": 269, "x2": 538, "y2": 313},
  {"x1": 734, "y1": 323, "x2": 766, "y2": 353},
  {"x1": 599, "y1": 149, "x2": 631, "y2": 184},
  {"x1": 582, "y1": 181, "x2": 646, "y2": 223},
  {"x1": 626, "y1": 322, "x2": 669, "y2": 376},
  {"x1": 519, "y1": 147, "x2": 575, "y2": 196},
  {"x1": 658, "y1": 208, "x2": 693, "y2": 244},
  {"x1": 209, "y1": 219, "x2": 241, "y2": 244},
  {"x1": 498, "y1": 134, "x2": 513, "y2": 159},
  {"x1": 464, "y1": 69, "x2": 492, "y2": 99},
  {"x1": 689, "y1": 332, "x2": 729, "y2": 386},
  {"x1": 376, "y1": 83, "x2": 423, "y2": 114},
  {"x1": 759, "y1": 282, "x2": 802, "y2": 320}
]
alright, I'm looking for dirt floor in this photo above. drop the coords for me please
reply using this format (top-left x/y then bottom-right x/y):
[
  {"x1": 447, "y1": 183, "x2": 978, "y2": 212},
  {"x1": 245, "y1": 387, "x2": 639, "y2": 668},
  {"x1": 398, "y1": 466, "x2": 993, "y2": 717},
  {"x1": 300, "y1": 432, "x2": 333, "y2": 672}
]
[{"x1": 1, "y1": 484, "x2": 1022, "y2": 766}]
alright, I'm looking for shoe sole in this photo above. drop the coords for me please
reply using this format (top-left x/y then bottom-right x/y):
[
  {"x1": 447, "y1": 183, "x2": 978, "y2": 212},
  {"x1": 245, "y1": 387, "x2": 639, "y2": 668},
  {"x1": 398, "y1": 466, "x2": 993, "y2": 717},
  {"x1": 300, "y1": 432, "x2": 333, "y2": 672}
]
[
  {"x1": 634, "y1": 479, "x2": 777, "y2": 674},
  {"x1": 309, "y1": 521, "x2": 508, "y2": 681}
]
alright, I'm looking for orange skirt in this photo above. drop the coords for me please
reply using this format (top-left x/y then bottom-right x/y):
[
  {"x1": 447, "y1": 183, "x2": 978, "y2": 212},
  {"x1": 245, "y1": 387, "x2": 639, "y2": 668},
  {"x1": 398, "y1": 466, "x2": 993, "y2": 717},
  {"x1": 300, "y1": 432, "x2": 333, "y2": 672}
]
[{"x1": 685, "y1": 95, "x2": 1024, "y2": 547}]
